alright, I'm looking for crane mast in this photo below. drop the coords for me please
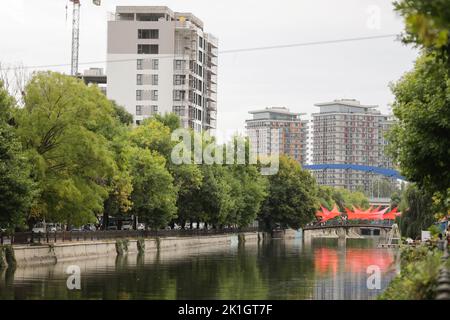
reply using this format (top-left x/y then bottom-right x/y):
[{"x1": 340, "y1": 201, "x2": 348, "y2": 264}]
[
  {"x1": 70, "y1": 0, "x2": 81, "y2": 76},
  {"x1": 69, "y1": 0, "x2": 101, "y2": 76}
]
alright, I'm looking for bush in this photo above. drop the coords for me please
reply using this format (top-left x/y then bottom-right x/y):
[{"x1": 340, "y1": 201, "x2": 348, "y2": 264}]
[
  {"x1": 379, "y1": 246, "x2": 442, "y2": 300},
  {"x1": 115, "y1": 239, "x2": 129, "y2": 255},
  {"x1": 137, "y1": 238, "x2": 145, "y2": 254},
  {"x1": 4, "y1": 245, "x2": 16, "y2": 267},
  {"x1": 0, "y1": 247, "x2": 6, "y2": 269}
]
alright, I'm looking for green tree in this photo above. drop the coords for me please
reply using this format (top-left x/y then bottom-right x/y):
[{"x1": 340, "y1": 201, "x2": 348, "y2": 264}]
[
  {"x1": 111, "y1": 101, "x2": 134, "y2": 126},
  {"x1": 128, "y1": 147, "x2": 177, "y2": 229},
  {"x1": 153, "y1": 113, "x2": 182, "y2": 132},
  {"x1": 15, "y1": 72, "x2": 120, "y2": 227},
  {"x1": 226, "y1": 137, "x2": 268, "y2": 227},
  {"x1": 259, "y1": 156, "x2": 318, "y2": 231},
  {"x1": 0, "y1": 83, "x2": 36, "y2": 230},
  {"x1": 394, "y1": 0, "x2": 450, "y2": 64},
  {"x1": 398, "y1": 184, "x2": 435, "y2": 239},
  {"x1": 387, "y1": 54, "x2": 450, "y2": 197}
]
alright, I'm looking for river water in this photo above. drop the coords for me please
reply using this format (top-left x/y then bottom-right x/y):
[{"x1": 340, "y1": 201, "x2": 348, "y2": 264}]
[{"x1": 0, "y1": 237, "x2": 399, "y2": 300}]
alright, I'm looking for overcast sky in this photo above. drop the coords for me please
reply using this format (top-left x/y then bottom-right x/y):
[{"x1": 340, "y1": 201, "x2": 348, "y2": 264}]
[{"x1": 0, "y1": 0, "x2": 418, "y2": 141}]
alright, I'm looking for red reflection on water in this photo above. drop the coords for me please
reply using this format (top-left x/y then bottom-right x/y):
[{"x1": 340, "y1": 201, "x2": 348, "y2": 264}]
[
  {"x1": 314, "y1": 247, "x2": 395, "y2": 275},
  {"x1": 314, "y1": 248, "x2": 339, "y2": 274},
  {"x1": 345, "y1": 249, "x2": 394, "y2": 273}
]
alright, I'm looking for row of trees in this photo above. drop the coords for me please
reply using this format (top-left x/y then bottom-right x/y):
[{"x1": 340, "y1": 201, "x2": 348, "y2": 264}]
[{"x1": 0, "y1": 71, "x2": 372, "y2": 232}]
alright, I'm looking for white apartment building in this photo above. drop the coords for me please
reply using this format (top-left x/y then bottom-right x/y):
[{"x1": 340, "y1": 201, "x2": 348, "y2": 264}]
[
  {"x1": 106, "y1": 6, "x2": 218, "y2": 132},
  {"x1": 246, "y1": 107, "x2": 309, "y2": 166},
  {"x1": 312, "y1": 99, "x2": 395, "y2": 193}
]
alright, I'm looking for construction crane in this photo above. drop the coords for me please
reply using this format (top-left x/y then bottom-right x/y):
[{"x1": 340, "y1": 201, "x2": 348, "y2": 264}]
[{"x1": 68, "y1": 0, "x2": 102, "y2": 76}]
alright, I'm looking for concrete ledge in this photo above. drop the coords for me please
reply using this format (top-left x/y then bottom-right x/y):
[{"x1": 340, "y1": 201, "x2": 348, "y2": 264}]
[{"x1": 11, "y1": 232, "x2": 263, "y2": 266}]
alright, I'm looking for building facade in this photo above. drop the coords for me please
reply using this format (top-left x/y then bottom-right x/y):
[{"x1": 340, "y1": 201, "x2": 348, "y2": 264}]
[
  {"x1": 311, "y1": 99, "x2": 395, "y2": 194},
  {"x1": 246, "y1": 107, "x2": 308, "y2": 166},
  {"x1": 106, "y1": 6, "x2": 218, "y2": 132}
]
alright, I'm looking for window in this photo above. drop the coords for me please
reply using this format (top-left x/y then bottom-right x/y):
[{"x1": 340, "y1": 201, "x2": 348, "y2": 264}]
[
  {"x1": 152, "y1": 74, "x2": 158, "y2": 85},
  {"x1": 136, "y1": 105, "x2": 143, "y2": 116},
  {"x1": 152, "y1": 59, "x2": 159, "y2": 70},
  {"x1": 174, "y1": 75, "x2": 185, "y2": 85},
  {"x1": 151, "y1": 90, "x2": 158, "y2": 101},
  {"x1": 151, "y1": 105, "x2": 158, "y2": 114},
  {"x1": 173, "y1": 106, "x2": 185, "y2": 116},
  {"x1": 174, "y1": 60, "x2": 183, "y2": 70},
  {"x1": 173, "y1": 90, "x2": 184, "y2": 101},
  {"x1": 136, "y1": 90, "x2": 142, "y2": 101},
  {"x1": 136, "y1": 74, "x2": 143, "y2": 85},
  {"x1": 138, "y1": 44, "x2": 159, "y2": 54},
  {"x1": 138, "y1": 29, "x2": 159, "y2": 39},
  {"x1": 137, "y1": 59, "x2": 143, "y2": 70}
]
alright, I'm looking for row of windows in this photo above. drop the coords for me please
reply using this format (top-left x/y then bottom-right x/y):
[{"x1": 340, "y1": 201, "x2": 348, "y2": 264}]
[
  {"x1": 136, "y1": 74, "x2": 158, "y2": 86},
  {"x1": 136, "y1": 105, "x2": 191, "y2": 118},
  {"x1": 136, "y1": 105, "x2": 158, "y2": 116},
  {"x1": 136, "y1": 90, "x2": 158, "y2": 101},
  {"x1": 137, "y1": 59, "x2": 159, "y2": 70}
]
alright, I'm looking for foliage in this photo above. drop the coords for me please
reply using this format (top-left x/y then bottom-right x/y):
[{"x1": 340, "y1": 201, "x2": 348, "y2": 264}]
[
  {"x1": 394, "y1": 0, "x2": 450, "y2": 64},
  {"x1": 4, "y1": 245, "x2": 16, "y2": 267},
  {"x1": 128, "y1": 146, "x2": 177, "y2": 229},
  {"x1": 259, "y1": 156, "x2": 318, "y2": 231},
  {"x1": 0, "y1": 83, "x2": 36, "y2": 230},
  {"x1": 387, "y1": 54, "x2": 450, "y2": 198},
  {"x1": 427, "y1": 224, "x2": 441, "y2": 237},
  {"x1": 111, "y1": 101, "x2": 134, "y2": 126},
  {"x1": 14, "y1": 72, "x2": 121, "y2": 226},
  {"x1": 398, "y1": 184, "x2": 435, "y2": 239},
  {"x1": 379, "y1": 246, "x2": 442, "y2": 300},
  {"x1": 387, "y1": 1, "x2": 450, "y2": 239},
  {"x1": 137, "y1": 238, "x2": 145, "y2": 254}
]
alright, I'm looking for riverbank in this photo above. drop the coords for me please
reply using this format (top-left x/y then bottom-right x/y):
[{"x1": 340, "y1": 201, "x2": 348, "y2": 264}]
[{"x1": 2, "y1": 231, "x2": 292, "y2": 267}]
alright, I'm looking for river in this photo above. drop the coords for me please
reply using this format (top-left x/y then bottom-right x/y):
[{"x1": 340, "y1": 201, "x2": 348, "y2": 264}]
[{"x1": 0, "y1": 236, "x2": 399, "y2": 300}]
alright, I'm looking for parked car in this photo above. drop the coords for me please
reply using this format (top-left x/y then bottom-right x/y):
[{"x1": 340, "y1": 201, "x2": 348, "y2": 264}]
[
  {"x1": 121, "y1": 222, "x2": 133, "y2": 231},
  {"x1": 83, "y1": 224, "x2": 96, "y2": 232},
  {"x1": 46, "y1": 224, "x2": 57, "y2": 233},
  {"x1": 107, "y1": 225, "x2": 118, "y2": 231},
  {"x1": 137, "y1": 223, "x2": 146, "y2": 231},
  {"x1": 70, "y1": 226, "x2": 83, "y2": 232},
  {"x1": 32, "y1": 222, "x2": 46, "y2": 233}
]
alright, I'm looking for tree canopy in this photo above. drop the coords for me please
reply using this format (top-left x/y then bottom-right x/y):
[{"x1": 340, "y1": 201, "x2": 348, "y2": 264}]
[{"x1": 259, "y1": 156, "x2": 318, "y2": 231}]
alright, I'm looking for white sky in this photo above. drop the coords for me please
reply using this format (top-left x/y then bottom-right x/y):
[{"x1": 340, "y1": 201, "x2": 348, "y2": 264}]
[{"x1": 0, "y1": 0, "x2": 418, "y2": 142}]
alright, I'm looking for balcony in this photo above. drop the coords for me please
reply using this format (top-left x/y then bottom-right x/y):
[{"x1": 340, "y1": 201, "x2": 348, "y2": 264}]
[{"x1": 207, "y1": 91, "x2": 217, "y2": 101}]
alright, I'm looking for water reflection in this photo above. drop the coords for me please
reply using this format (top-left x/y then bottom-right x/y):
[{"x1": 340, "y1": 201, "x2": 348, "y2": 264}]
[
  {"x1": 311, "y1": 240, "x2": 398, "y2": 300},
  {"x1": 0, "y1": 238, "x2": 398, "y2": 300}
]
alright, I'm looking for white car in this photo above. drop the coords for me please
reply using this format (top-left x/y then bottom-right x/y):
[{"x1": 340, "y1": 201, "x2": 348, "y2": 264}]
[
  {"x1": 137, "y1": 223, "x2": 145, "y2": 231},
  {"x1": 121, "y1": 222, "x2": 133, "y2": 231},
  {"x1": 32, "y1": 222, "x2": 46, "y2": 233},
  {"x1": 47, "y1": 224, "x2": 57, "y2": 233}
]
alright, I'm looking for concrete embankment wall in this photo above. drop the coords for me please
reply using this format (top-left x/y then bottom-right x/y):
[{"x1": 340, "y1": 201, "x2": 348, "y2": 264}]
[{"x1": 6, "y1": 232, "x2": 263, "y2": 267}]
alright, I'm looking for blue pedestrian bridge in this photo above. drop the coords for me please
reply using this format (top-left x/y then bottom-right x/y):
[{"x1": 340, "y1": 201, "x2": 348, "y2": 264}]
[{"x1": 303, "y1": 164, "x2": 406, "y2": 181}]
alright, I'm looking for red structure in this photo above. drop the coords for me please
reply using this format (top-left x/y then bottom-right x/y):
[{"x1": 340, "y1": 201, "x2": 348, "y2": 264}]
[{"x1": 315, "y1": 206, "x2": 401, "y2": 223}]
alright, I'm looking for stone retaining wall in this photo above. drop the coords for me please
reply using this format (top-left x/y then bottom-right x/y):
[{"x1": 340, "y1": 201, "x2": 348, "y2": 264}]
[{"x1": 7, "y1": 232, "x2": 263, "y2": 267}]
